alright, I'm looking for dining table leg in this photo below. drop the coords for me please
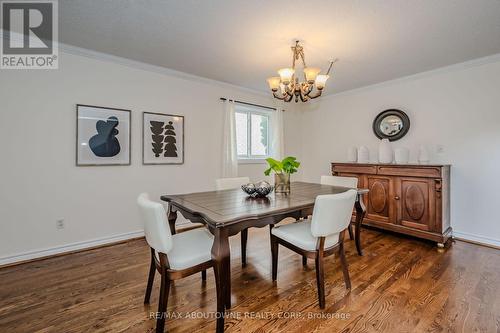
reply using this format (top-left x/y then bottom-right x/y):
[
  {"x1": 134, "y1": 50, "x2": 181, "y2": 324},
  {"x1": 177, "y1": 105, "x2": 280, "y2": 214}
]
[
  {"x1": 241, "y1": 228, "x2": 248, "y2": 267},
  {"x1": 354, "y1": 195, "x2": 366, "y2": 256},
  {"x1": 211, "y1": 226, "x2": 231, "y2": 333},
  {"x1": 167, "y1": 210, "x2": 177, "y2": 235}
]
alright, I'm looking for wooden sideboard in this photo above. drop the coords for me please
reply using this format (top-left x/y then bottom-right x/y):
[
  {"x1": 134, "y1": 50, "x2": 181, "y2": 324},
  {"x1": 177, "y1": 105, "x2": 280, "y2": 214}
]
[{"x1": 332, "y1": 163, "x2": 451, "y2": 246}]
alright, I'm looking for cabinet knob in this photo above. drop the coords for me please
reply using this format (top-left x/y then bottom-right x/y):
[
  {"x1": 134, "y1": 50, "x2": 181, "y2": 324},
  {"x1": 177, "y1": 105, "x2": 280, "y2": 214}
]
[{"x1": 394, "y1": 196, "x2": 400, "y2": 200}]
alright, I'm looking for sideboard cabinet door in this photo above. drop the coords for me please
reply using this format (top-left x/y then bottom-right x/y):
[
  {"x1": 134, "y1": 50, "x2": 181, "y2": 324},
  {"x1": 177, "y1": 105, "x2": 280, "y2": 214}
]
[
  {"x1": 365, "y1": 175, "x2": 396, "y2": 225},
  {"x1": 396, "y1": 177, "x2": 436, "y2": 231}
]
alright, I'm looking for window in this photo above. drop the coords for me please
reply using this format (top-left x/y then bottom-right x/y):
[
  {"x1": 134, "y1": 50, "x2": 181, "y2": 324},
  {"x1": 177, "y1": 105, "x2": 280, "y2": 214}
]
[{"x1": 235, "y1": 104, "x2": 271, "y2": 161}]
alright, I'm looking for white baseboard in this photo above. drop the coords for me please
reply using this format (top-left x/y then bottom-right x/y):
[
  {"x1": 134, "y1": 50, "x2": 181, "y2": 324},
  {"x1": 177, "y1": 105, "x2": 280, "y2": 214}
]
[
  {"x1": 4, "y1": 228, "x2": 494, "y2": 267},
  {"x1": 453, "y1": 230, "x2": 500, "y2": 248},
  {"x1": 0, "y1": 230, "x2": 144, "y2": 267}
]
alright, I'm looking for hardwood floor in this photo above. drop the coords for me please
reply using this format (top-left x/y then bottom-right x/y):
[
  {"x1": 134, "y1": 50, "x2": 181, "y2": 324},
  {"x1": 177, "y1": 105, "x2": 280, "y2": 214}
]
[{"x1": 1, "y1": 227, "x2": 499, "y2": 333}]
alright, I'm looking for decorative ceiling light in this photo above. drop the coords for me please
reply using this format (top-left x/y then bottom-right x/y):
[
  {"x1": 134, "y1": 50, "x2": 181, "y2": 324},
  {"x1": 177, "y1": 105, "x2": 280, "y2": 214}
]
[{"x1": 267, "y1": 41, "x2": 336, "y2": 103}]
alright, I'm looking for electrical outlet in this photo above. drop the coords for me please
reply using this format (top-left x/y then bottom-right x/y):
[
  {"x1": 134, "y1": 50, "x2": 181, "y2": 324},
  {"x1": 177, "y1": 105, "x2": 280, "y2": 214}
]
[
  {"x1": 56, "y1": 219, "x2": 65, "y2": 229},
  {"x1": 436, "y1": 144, "x2": 445, "y2": 154}
]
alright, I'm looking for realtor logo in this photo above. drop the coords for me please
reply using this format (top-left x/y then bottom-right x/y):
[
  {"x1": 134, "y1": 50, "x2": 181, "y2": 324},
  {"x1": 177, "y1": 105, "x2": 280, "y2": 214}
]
[{"x1": 1, "y1": 0, "x2": 58, "y2": 69}]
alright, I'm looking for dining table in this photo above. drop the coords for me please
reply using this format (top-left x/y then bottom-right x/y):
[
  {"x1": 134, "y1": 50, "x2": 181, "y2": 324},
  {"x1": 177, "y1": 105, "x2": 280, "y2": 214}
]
[{"x1": 161, "y1": 181, "x2": 368, "y2": 332}]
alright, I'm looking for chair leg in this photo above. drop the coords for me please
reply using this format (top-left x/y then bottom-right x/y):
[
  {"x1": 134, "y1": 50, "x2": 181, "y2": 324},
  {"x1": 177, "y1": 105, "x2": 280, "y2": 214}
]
[
  {"x1": 241, "y1": 228, "x2": 248, "y2": 267},
  {"x1": 156, "y1": 272, "x2": 170, "y2": 333},
  {"x1": 339, "y1": 241, "x2": 352, "y2": 290},
  {"x1": 315, "y1": 254, "x2": 325, "y2": 309},
  {"x1": 144, "y1": 250, "x2": 156, "y2": 304},
  {"x1": 302, "y1": 256, "x2": 307, "y2": 266},
  {"x1": 271, "y1": 235, "x2": 279, "y2": 281},
  {"x1": 348, "y1": 223, "x2": 354, "y2": 240},
  {"x1": 201, "y1": 269, "x2": 207, "y2": 281}
]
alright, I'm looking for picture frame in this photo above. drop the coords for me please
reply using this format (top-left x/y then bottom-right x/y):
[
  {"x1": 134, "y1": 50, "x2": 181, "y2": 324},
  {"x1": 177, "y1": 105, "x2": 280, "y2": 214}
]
[
  {"x1": 76, "y1": 104, "x2": 131, "y2": 166},
  {"x1": 372, "y1": 109, "x2": 410, "y2": 142},
  {"x1": 142, "y1": 112, "x2": 184, "y2": 165}
]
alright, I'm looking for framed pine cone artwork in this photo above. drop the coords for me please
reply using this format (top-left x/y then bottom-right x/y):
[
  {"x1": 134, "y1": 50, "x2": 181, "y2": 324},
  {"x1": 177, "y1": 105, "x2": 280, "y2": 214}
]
[{"x1": 142, "y1": 112, "x2": 184, "y2": 165}]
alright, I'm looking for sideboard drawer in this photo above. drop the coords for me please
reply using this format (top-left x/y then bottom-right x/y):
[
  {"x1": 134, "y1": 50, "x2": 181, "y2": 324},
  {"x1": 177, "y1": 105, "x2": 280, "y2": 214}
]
[
  {"x1": 332, "y1": 164, "x2": 377, "y2": 175},
  {"x1": 377, "y1": 166, "x2": 441, "y2": 178}
]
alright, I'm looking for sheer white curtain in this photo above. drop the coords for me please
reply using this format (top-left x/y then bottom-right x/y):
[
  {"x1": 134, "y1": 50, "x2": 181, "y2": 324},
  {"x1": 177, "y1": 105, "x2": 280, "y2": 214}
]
[
  {"x1": 270, "y1": 106, "x2": 285, "y2": 160},
  {"x1": 221, "y1": 100, "x2": 238, "y2": 177}
]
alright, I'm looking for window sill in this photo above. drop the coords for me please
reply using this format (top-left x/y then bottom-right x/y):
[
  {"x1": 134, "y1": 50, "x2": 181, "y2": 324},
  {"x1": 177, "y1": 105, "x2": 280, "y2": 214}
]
[{"x1": 238, "y1": 158, "x2": 268, "y2": 165}]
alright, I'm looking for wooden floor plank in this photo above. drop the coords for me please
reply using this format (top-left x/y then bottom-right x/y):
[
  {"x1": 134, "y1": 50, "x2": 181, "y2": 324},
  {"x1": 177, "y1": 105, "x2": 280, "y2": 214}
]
[{"x1": 0, "y1": 228, "x2": 499, "y2": 333}]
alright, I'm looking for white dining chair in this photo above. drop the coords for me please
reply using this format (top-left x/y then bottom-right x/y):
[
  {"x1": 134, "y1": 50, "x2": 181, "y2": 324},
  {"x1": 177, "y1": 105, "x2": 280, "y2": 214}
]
[
  {"x1": 270, "y1": 190, "x2": 357, "y2": 309},
  {"x1": 215, "y1": 177, "x2": 250, "y2": 191},
  {"x1": 320, "y1": 175, "x2": 358, "y2": 188},
  {"x1": 215, "y1": 176, "x2": 251, "y2": 266},
  {"x1": 138, "y1": 193, "x2": 218, "y2": 333},
  {"x1": 321, "y1": 175, "x2": 358, "y2": 242}
]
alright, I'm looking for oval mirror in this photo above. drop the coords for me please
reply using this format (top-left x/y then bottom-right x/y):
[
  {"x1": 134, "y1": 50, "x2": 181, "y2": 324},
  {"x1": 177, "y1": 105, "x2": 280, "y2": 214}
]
[{"x1": 373, "y1": 109, "x2": 410, "y2": 141}]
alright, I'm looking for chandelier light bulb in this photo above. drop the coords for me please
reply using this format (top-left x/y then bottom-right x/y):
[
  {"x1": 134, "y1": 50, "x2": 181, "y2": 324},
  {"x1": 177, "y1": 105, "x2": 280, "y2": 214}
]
[
  {"x1": 277, "y1": 68, "x2": 295, "y2": 85},
  {"x1": 315, "y1": 74, "x2": 329, "y2": 90},
  {"x1": 267, "y1": 77, "x2": 281, "y2": 91},
  {"x1": 303, "y1": 67, "x2": 321, "y2": 83}
]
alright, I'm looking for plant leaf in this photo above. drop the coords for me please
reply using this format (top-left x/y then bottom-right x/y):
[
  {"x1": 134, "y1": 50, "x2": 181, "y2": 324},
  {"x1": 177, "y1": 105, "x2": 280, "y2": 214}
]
[{"x1": 263, "y1": 156, "x2": 300, "y2": 176}]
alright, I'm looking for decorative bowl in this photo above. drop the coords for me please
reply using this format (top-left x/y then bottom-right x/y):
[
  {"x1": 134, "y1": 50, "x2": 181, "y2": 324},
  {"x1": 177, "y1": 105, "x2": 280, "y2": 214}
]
[{"x1": 241, "y1": 181, "x2": 274, "y2": 198}]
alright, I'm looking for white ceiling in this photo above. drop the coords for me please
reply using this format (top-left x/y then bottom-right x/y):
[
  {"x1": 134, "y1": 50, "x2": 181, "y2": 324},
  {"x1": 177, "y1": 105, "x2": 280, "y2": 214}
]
[{"x1": 60, "y1": 0, "x2": 500, "y2": 94}]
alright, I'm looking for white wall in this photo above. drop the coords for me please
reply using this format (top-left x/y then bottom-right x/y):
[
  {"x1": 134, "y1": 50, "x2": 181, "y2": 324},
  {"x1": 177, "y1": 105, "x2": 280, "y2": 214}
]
[
  {"x1": 289, "y1": 56, "x2": 500, "y2": 247},
  {"x1": 0, "y1": 50, "x2": 287, "y2": 264},
  {"x1": 2, "y1": 47, "x2": 498, "y2": 265}
]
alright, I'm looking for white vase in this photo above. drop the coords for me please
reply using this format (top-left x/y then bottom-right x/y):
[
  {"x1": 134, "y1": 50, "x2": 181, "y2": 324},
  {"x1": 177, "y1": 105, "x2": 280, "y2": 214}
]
[
  {"x1": 378, "y1": 139, "x2": 393, "y2": 164},
  {"x1": 395, "y1": 147, "x2": 410, "y2": 164},
  {"x1": 347, "y1": 146, "x2": 358, "y2": 162},
  {"x1": 418, "y1": 145, "x2": 430, "y2": 164},
  {"x1": 357, "y1": 146, "x2": 369, "y2": 163}
]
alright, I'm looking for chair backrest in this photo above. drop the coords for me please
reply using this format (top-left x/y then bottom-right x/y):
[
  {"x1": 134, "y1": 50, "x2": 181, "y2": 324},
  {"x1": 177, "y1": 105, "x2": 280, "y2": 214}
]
[
  {"x1": 321, "y1": 175, "x2": 358, "y2": 188},
  {"x1": 311, "y1": 190, "x2": 357, "y2": 237},
  {"x1": 215, "y1": 177, "x2": 250, "y2": 190},
  {"x1": 137, "y1": 193, "x2": 173, "y2": 254}
]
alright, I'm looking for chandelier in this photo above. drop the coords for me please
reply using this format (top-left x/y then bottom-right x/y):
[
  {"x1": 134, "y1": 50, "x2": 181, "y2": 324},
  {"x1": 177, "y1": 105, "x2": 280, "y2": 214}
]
[{"x1": 267, "y1": 41, "x2": 335, "y2": 103}]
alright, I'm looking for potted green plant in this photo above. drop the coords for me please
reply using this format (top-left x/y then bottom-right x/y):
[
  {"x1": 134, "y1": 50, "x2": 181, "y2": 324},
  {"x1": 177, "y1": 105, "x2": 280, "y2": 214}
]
[{"x1": 264, "y1": 156, "x2": 300, "y2": 194}]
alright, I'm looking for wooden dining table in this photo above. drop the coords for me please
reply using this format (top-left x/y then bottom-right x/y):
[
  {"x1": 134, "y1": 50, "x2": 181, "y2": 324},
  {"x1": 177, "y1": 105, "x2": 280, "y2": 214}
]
[{"x1": 161, "y1": 181, "x2": 368, "y2": 332}]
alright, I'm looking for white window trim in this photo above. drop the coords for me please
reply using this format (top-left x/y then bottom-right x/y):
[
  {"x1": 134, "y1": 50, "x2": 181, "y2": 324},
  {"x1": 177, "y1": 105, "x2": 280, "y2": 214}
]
[
  {"x1": 235, "y1": 105, "x2": 272, "y2": 163},
  {"x1": 238, "y1": 158, "x2": 267, "y2": 165}
]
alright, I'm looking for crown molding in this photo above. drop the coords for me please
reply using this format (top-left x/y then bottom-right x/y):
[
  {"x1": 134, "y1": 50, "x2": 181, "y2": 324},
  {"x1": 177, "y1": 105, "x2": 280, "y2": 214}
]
[
  {"x1": 58, "y1": 43, "x2": 269, "y2": 97},
  {"x1": 4, "y1": 30, "x2": 500, "y2": 102},
  {"x1": 315, "y1": 52, "x2": 500, "y2": 102},
  {"x1": 1, "y1": 29, "x2": 268, "y2": 97}
]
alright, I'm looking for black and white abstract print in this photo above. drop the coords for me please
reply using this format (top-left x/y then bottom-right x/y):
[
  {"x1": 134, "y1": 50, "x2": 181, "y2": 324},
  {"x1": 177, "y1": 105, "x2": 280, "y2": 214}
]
[
  {"x1": 143, "y1": 112, "x2": 184, "y2": 165},
  {"x1": 76, "y1": 105, "x2": 131, "y2": 166}
]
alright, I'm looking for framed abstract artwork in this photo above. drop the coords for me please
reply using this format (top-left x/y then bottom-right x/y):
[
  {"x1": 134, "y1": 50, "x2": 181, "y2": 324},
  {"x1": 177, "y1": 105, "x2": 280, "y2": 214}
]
[
  {"x1": 76, "y1": 104, "x2": 131, "y2": 166},
  {"x1": 143, "y1": 112, "x2": 184, "y2": 165}
]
